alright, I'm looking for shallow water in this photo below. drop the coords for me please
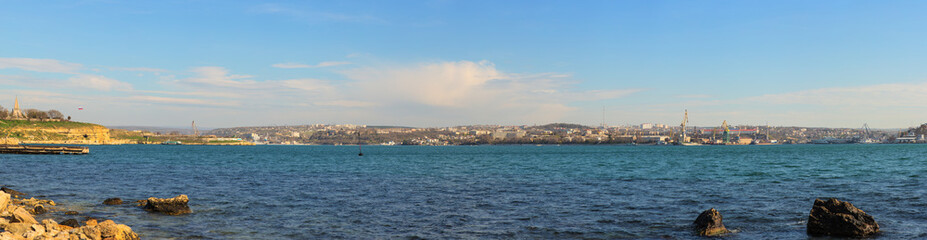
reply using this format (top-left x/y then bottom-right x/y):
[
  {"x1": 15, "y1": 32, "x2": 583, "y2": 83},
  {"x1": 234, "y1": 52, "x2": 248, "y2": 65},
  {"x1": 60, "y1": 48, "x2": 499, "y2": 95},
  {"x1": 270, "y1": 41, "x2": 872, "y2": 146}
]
[{"x1": 1, "y1": 144, "x2": 925, "y2": 239}]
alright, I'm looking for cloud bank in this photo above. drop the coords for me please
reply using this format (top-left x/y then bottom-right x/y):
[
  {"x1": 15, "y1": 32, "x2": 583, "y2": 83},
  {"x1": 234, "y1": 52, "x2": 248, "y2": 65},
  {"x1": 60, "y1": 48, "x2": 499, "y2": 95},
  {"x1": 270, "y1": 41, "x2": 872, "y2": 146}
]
[{"x1": 1, "y1": 57, "x2": 640, "y2": 127}]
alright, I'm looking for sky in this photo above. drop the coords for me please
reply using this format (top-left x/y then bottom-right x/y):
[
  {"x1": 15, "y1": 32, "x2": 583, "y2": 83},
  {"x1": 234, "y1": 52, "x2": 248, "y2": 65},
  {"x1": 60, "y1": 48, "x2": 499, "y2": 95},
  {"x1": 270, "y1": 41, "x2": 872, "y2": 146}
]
[{"x1": 2, "y1": 0, "x2": 927, "y2": 128}]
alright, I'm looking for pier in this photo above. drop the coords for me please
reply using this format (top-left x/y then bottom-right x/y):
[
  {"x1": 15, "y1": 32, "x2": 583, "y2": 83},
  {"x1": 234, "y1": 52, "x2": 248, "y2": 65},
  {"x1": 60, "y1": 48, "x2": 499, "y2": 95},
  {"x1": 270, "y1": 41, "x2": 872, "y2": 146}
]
[{"x1": 0, "y1": 145, "x2": 89, "y2": 155}]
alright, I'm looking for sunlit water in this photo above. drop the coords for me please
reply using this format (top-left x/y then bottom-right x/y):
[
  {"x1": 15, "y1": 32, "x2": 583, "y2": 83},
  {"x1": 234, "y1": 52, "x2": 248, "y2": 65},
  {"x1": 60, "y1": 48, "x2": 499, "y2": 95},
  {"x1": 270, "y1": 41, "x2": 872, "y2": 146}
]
[{"x1": 1, "y1": 145, "x2": 925, "y2": 239}]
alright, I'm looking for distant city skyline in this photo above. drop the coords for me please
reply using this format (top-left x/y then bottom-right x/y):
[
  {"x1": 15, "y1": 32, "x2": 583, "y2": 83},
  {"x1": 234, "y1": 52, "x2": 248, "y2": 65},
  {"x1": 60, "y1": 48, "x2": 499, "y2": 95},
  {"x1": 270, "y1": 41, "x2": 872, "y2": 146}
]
[{"x1": 2, "y1": 1, "x2": 927, "y2": 128}]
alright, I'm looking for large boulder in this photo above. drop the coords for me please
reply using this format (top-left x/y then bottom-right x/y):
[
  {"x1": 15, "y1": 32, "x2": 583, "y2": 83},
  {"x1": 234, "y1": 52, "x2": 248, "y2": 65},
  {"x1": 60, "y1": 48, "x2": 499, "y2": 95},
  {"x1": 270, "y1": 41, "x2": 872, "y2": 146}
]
[
  {"x1": 12, "y1": 207, "x2": 38, "y2": 224},
  {"x1": 0, "y1": 190, "x2": 9, "y2": 213},
  {"x1": 807, "y1": 198, "x2": 879, "y2": 237},
  {"x1": 143, "y1": 194, "x2": 192, "y2": 215},
  {"x1": 693, "y1": 208, "x2": 730, "y2": 236},
  {"x1": 103, "y1": 198, "x2": 123, "y2": 205},
  {"x1": 98, "y1": 220, "x2": 140, "y2": 240}
]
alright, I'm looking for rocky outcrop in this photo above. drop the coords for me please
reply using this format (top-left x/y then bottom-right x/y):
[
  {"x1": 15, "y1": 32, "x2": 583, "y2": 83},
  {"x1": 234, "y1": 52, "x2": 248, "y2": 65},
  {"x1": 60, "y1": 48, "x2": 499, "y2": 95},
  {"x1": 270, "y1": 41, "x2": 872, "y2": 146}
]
[
  {"x1": 694, "y1": 208, "x2": 730, "y2": 236},
  {"x1": 1, "y1": 121, "x2": 114, "y2": 145},
  {"x1": 143, "y1": 194, "x2": 191, "y2": 215},
  {"x1": 103, "y1": 198, "x2": 123, "y2": 205},
  {"x1": 0, "y1": 187, "x2": 25, "y2": 197},
  {"x1": 807, "y1": 198, "x2": 879, "y2": 237},
  {"x1": 0, "y1": 187, "x2": 140, "y2": 240}
]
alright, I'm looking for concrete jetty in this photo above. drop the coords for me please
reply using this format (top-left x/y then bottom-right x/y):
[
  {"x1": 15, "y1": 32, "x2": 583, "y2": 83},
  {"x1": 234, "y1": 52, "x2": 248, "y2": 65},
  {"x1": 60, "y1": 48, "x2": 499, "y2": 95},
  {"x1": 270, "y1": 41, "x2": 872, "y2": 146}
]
[{"x1": 0, "y1": 145, "x2": 89, "y2": 155}]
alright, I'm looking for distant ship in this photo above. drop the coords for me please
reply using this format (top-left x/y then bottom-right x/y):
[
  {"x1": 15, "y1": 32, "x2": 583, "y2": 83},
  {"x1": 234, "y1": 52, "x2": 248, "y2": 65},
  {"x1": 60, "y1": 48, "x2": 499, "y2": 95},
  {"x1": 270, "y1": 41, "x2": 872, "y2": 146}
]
[{"x1": 161, "y1": 140, "x2": 183, "y2": 145}]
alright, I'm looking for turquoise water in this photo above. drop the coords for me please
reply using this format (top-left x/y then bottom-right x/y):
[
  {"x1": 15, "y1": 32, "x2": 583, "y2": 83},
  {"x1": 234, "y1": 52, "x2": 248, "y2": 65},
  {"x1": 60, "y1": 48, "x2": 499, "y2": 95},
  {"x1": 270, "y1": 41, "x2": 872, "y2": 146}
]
[{"x1": 1, "y1": 145, "x2": 926, "y2": 239}]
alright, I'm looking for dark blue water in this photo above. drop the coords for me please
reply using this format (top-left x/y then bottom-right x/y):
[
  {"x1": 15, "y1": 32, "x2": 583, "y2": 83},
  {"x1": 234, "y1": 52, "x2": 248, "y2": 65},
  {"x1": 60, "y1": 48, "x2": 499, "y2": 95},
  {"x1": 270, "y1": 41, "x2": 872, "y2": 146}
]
[{"x1": 1, "y1": 145, "x2": 926, "y2": 239}]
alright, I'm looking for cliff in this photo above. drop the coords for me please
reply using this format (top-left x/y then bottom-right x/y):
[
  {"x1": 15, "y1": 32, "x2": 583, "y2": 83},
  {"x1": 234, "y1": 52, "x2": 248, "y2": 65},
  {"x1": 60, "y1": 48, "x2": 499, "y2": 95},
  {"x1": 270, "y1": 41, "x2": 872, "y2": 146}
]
[{"x1": 0, "y1": 120, "x2": 118, "y2": 145}]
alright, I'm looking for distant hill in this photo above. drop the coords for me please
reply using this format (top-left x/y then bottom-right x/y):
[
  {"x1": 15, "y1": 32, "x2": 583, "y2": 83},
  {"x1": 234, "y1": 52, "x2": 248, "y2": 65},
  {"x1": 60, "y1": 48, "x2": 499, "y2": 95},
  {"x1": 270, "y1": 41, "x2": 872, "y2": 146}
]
[
  {"x1": 107, "y1": 126, "x2": 214, "y2": 135},
  {"x1": 537, "y1": 123, "x2": 591, "y2": 129},
  {"x1": 367, "y1": 125, "x2": 415, "y2": 129}
]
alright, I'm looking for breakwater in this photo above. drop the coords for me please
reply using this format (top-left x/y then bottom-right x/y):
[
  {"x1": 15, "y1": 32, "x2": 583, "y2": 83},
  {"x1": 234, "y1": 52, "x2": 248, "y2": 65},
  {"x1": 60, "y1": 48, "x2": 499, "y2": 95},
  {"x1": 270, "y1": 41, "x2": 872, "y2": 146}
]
[{"x1": 0, "y1": 145, "x2": 88, "y2": 155}]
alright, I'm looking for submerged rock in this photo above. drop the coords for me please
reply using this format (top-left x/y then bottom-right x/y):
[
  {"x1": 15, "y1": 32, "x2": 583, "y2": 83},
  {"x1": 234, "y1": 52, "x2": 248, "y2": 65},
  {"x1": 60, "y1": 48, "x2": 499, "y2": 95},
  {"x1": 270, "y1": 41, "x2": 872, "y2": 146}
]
[
  {"x1": 64, "y1": 211, "x2": 79, "y2": 215},
  {"x1": 694, "y1": 208, "x2": 730, "y2": 236},
  {"x1": 0, "y1": 186, "x2": 26, "y2": 197},
  {"x1": 143, "y1": 194, "x2": 192, "y2": 215},
  {"x1": 807, "y1": 198, "x2": 879, "y2": 237},
  {"x1": 104, "y1": 198, "x2": 124, "y2": 205}
]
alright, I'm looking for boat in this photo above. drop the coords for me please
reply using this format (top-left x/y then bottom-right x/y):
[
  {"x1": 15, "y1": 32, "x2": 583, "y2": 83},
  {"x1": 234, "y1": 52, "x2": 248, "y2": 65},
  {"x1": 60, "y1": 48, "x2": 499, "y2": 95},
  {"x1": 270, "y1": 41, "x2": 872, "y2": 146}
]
[{"x1": 161, "y1": 140, "x2": 183, "y2": 145}]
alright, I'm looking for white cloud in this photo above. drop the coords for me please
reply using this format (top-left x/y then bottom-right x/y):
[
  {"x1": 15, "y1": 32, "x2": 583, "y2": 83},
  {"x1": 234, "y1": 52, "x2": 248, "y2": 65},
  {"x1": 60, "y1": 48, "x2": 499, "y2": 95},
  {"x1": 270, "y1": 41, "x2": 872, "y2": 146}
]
[
  {"x1": 112, "y1": 67, "x2": 168, "y2": 73},
  {"x1": 126, "y1": 96, "x2": 238, "y2": 107},
  {"x1": 253, "y1": 3, "x2": 386, "y2": 24},
  {"x1": 340, "y1": 60, "x2": 639, "y2": 124},
  {"x1": 0, "y1": 57, "x2": 82, "y2": 73},
  {"x1": 315, "y1": 100, "x2": 378, "y2": 107},
  {"x1": 272, "y1": 61, "x2": 351, "y2": 69},
  {"x1": 68, "y1": 74, "x2": 133, "y2": 91},
  {"x1": 344, "y1": 60, "x2": 503, "y2": 107},
  {"x1": 182, "y1": 66, "x2": 259, "y2": 88},
  {"x1": 179, "y1": 66, "x2": 335, "y2": 93}
]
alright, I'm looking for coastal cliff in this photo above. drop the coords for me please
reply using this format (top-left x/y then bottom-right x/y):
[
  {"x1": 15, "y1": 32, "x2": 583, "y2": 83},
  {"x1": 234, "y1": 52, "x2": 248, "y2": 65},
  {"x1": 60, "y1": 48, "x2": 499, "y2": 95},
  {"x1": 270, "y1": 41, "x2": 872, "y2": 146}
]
[{"x1": 0, "y1": 120, "x2": 120, "y2": 145}]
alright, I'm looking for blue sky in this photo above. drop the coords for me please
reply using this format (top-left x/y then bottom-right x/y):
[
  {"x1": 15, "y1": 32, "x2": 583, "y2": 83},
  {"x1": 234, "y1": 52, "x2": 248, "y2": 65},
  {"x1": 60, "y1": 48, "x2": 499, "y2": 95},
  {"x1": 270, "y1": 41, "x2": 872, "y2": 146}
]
[{"x1": 2, "y1": 0, "x2": 927, "y2": 128}]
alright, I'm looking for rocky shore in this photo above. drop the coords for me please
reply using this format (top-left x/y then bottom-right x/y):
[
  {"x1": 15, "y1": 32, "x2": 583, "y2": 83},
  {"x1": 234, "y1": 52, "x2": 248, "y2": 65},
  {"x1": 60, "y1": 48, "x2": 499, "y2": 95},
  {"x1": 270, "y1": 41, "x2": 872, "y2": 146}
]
[{"x1": 0, "y1": 187, "x2": 140, "y2": 240}]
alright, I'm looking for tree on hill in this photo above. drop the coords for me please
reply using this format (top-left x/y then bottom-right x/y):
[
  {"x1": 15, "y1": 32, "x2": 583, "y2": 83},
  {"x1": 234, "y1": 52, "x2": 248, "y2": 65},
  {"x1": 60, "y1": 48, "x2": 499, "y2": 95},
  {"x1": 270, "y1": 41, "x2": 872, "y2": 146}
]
[
  {"x1": 25, "y1": 109, "x2": 49, "y2": 119},
  {"x1": 47, "y1": 109, "x2": 64, "y2": 119},
  {"x1": 0, "y1": 105, "x2": 7, "y2": 119}
]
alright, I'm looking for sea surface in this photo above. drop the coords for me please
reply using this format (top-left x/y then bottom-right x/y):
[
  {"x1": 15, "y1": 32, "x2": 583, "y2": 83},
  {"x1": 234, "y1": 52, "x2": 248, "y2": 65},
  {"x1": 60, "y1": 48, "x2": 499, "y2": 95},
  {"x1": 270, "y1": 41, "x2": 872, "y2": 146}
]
[{"x1": 1, "y1": 144, "x2": 926, "y2": 239}]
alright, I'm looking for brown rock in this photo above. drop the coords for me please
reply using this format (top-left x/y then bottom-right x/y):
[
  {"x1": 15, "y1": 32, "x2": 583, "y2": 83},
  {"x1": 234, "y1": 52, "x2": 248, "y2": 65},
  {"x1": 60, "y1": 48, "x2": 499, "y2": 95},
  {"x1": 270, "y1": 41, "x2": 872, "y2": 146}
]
[
  {"x1": 103, "y1": 198, "x2": 123, "y2": 205},
  {"x1": 32, "y1": 204, "x2": 47, "y2": 215},
  {"x1": 43, "y1": 218, "x2": 60, "y2": 232},
  {"x1": 65, "y1": 211, "x2": 79, "y2": 215},
  {"x1": 133, "y1": 200, "x2": 147, "y2": 207},
  {"x1": 0, "y1": 191, "x2": 9, "y2": 213},
  {"x1": 5, "y1": 222, "x2": 32, "y2": 236},
  {"x1": 59, "y1": 219, "x2": 80, "y2": 228},
  {"x1": 78, "y1": 224, "x2": 103, "y2": 240},
  {"x1": 57, "y1": 223, "x2": 74, "y2": 231},
  {"x1": 143, "y1": 194, "x2": 192, "y2": 215},
  {"x1": 0, "y1": 187, "x2": 26, "y2": 197},
  {"x1": 807, "y1": 198, "x2": 879, "y2": 237},
  {"x1": 12, "y1": 207, "x2": 38, "y2": 224},
  {"x1": 694, "y1": 208, "x2": 730, "y2": 236},
  {"x1": 27, "y1": 223, "x2": 46, "y2": 238},
  {"x1": 84, "y1": 218, "x2": 98, "y2": 226},
  {"x1": 98, "y1": 220, "x2": 140, "y2": 240},
  {"x1": 0, "y1": 232, "x2": 18, "y2": 240}
]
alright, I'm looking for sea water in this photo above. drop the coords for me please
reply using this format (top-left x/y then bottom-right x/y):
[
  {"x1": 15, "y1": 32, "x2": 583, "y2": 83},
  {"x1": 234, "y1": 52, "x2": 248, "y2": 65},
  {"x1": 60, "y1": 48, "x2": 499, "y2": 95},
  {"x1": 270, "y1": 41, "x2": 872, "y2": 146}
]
[{"x1": 1, "y1": 145, "x2": 925, "y2": 239}]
